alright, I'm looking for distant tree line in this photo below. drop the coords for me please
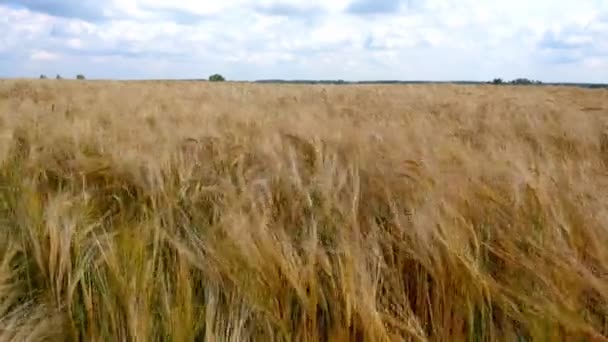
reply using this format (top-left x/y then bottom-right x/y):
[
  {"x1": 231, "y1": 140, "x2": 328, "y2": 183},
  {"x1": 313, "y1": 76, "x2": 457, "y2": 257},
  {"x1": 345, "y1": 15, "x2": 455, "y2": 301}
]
[
  {"x1": 40, "y1": 74, "x2": 86, "y2": 80},
  {"x1": 34, "y1": 73, "x2": 605, "y2": 89},
  {"x1": 38, "y1": 73, "x2": 228, "y2": 82},
  {"x1": 490, "y1": 78, "x2": 543, "y2": 85}
]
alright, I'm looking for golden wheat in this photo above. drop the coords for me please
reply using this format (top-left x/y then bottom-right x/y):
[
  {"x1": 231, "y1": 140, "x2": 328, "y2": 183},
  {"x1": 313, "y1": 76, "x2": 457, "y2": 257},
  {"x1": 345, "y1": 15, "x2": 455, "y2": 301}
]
[{"x1": 0, "y1": 79, "x2": 607, "y2": 341}]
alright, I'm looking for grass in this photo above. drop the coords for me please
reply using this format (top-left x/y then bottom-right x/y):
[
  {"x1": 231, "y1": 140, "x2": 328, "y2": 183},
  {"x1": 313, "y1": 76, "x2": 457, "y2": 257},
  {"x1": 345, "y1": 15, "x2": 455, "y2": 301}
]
[{"x1": 0, "y1": 79, "x2": 607, "y2": 341}]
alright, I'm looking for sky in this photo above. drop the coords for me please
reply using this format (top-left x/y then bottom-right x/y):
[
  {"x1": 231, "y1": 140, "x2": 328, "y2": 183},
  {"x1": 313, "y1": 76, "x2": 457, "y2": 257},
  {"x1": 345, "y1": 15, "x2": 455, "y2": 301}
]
[{"x1": 0, "y1": 0, "x2": 607, "y2": 82}]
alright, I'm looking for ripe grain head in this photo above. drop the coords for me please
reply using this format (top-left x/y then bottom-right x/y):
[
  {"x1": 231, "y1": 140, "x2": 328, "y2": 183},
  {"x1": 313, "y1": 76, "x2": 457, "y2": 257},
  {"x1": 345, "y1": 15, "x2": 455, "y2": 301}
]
[{"x1": 0, "y1": 80, "x2": 607, "y2": 341}]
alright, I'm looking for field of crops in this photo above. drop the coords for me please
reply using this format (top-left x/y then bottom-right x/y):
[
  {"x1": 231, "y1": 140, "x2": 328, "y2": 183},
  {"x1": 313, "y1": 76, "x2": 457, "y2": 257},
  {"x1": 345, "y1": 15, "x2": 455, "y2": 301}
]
[{"x1": 0, "y1": 80, "x2": 607, "y2": 341}]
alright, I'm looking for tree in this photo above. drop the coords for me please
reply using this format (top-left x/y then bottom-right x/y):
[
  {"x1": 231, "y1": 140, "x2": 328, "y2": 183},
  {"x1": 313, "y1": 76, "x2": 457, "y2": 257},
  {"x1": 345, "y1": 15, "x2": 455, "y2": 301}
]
[
  {"x1": 40, "y1": 74, "x2": 47, "y2": 79},
  {"x1": 56, "y1": 74, "x2": 62, "y2": 80},
  {"x1": 492, "y1": 78, "x2": 504, "y2": 85},
  {"x1": 209, "y1": 74, "x2": 226, "y2": 82},
  {"x1": 76, "y1": 74, "x2": 86, "y2": 80},
  {"x1": 510, "y1": 78, "x2": 542, "y2": 85},
  {"x1": 511, "y1": 78, "x2": 533, "y2": 85}
]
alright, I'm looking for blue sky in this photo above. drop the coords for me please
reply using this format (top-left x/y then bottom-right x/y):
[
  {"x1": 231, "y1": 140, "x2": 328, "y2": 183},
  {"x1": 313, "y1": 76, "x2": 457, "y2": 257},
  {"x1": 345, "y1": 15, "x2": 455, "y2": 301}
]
[{"x1": 0, "y1": 0, "x2": 607, "y2": 82}]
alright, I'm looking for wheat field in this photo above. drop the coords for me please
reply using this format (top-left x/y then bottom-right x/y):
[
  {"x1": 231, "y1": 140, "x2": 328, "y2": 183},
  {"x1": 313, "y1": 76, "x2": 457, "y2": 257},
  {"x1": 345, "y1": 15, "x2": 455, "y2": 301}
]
[{"x1": 0, "y1": 79, "x2": 607, "y2": 341}]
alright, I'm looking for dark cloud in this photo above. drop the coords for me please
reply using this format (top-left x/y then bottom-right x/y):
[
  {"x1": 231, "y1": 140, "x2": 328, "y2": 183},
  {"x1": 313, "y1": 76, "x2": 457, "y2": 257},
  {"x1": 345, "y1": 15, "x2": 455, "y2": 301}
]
[
  {"x1": 254, "y1": 3, "x2": 322, "y2": 17},
  {"x1": 0, "y1": 0, "x2": 210, "y2": 24},
  {"x1": 535, "y1": 25, "x2": 605, "y2": 65},
  {"x1": 346, "y1": 0, "x2": 405, "y2": 15},
  {"x1": 538, "y1": 31, "x2": 592, "y2": 50},
  {"x1": 548, "y1": 54, "x2": 581, "y2": 64},
  {"x1": 536, "y1": 45, "x2": 583, "y2": 64},
  {"x1": 0, "y1": 0, "x2": 106, "y2": 21}
]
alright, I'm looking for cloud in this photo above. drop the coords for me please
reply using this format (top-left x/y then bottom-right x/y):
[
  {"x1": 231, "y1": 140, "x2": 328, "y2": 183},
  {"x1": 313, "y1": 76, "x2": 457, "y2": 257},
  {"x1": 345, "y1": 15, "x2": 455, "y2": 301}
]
[
  {"x1": 346, "y1": 0, "x2": 405, "y2": 15},
  {"x1": 254, "y1": 3, "x2": 323, "y2": 17},
  {"x1": 546, "y1": 54, "x2": 582, "y2": 65},
  {"x1": 0, "y1": 0, "x2": 107, "y2": 21},
  {"x1": 535, "y1": 19, "x2": 608, "y2": 68},
  {"x1": 539, "y1": 31, "x2": 593, "y2": 50},
  {"x1": 30, "y1": 50, "x2": 61, "y2": 61},
  {"x1": 133, "y1": 4, "x2": 213, "y2": 24},
  {"x1": 0, "y1": 0, "x2": 607, "y2": 83}
]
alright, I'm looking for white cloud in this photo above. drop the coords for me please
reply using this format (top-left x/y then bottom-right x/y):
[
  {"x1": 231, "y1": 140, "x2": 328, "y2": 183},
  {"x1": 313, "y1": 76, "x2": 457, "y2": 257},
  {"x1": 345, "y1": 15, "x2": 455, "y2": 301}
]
[
  {"x1": 0, "y1": 0, "x2": 607, "y2": 82},
  {"x1": 30, "y1": 50, "x2": 61, "y2": 61}
]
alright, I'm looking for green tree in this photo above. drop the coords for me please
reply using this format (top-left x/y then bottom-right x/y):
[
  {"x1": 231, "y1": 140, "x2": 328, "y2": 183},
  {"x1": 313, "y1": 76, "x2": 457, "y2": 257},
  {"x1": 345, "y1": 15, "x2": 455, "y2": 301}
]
[
  {"x1": 40, "y1": 74, "x2": 47, "y2": 79},
  {"x1": 511, "y1": 78, "x2": 533, "y2": 85},
  {"x1": 209, "y1": 74, "x2": 226, "y2": 82},
  {"x1": 76, "y1": 74, "x2": 86, "y2": 80}
]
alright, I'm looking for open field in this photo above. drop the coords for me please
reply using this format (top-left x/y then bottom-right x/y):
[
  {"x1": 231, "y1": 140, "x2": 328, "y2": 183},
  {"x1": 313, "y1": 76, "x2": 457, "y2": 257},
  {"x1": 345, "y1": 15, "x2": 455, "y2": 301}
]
[{"x1": 0, "y1": 80, "x2": 607, "y2": 341}]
